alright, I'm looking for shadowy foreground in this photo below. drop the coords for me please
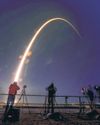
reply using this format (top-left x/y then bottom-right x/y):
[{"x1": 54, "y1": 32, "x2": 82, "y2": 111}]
[{"x1": 0, "y1": 110, "x2": 100, "y2": 125}]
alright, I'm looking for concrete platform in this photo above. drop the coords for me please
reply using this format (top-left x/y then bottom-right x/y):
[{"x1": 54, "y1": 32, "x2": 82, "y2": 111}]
[{"x1": 0, "y1": 108, "x2": 100, "y2": 125}]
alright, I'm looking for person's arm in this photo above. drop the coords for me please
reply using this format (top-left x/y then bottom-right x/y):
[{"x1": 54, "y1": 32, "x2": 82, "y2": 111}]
[
  {"x1": 9, "y1": 84, "x2": 12, "y2": 89},
  {"x1": 16, "y1": 85, "x2": 20, "y2": 90}
]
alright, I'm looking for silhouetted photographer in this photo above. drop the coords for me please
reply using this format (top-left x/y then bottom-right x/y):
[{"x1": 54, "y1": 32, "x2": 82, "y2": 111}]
[
  {"x1": 94, "y1": 85, "x2": 100, "y2": 102},
  {"x1": 87, "y1": 89, "x2": 94, "y2": 109},
  {"x1": 81, "y1": 85, "x2": 94, "y2": 110},
  {"x1": 46, "y1": 83, "x2": 57, "y2": 113}
]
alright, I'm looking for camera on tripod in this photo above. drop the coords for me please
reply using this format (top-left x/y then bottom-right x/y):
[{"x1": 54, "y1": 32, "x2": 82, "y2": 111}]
[
  {"x1": 23, "y1": 85, "x2": 27, "y2": 88},
  {"x1": 94, "y1": 85, "x2": 100, "y2": 92}
]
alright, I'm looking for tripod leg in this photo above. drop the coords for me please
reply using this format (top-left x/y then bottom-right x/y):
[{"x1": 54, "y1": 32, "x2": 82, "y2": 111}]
[
  {"x1": 16, "y1": 89, "x2": 24, "y2": 104},
  {"x1": 24, "y1": 90, "x2": 31, "y2": 114},
  {"x1": 17, "y1": 87, "x2": 31, "y2": 115},
  {"x1": 51, "y1": 98, "x2": 54, "y2": 113},
  {"x1": 47, "y1": 97, "x2": 51, "y2": 113},
  {"x1": 44, "y1": 96, "x2": 47, "y2": 114}
]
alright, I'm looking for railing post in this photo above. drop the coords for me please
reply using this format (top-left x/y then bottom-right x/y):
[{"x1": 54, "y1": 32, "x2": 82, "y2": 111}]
[
  {"x1": 79, "y1": 96, "x2": 82, "y2": 114},
  {"x1": 65, "y1": 96, "x2": 68, "y2": 105}
]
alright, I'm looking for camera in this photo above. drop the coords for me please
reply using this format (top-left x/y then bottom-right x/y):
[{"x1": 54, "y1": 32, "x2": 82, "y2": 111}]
[
  {"x1": 23, "y1": 85, "x2": 27, "y2": 88},
  {"x1": 94, "y1": 85, "x2": 100, "y2": 91}
]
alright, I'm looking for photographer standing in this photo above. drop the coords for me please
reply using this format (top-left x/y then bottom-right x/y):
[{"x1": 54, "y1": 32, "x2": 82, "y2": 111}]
[
  {"x1": 7, "y1": 82, "x2": 20, "y2": 107},
  {"x1": 3, "y1": 81, "x2": 20, "y2": 121},
  {"x1": 46, "y1": 83, "x2": 57, "y2": 113},
  {"x1": 81, "y1": 85, "x2": 94, "y2": 110}
]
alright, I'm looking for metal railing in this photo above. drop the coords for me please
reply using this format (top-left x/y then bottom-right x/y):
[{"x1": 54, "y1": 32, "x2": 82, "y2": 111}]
[{"x1": 0, "y1": 93, "x2": 100, "y2": 108}]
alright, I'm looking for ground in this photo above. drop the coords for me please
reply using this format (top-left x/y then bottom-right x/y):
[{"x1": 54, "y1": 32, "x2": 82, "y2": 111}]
[{"x1": 0, "y1": 108, "x2": 100, "y2": 125}]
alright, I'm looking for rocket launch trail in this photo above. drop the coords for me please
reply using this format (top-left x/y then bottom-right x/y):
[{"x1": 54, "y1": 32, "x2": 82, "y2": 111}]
[{"x1": 14, "y1": 17, "x2": 81, "y2": 82}]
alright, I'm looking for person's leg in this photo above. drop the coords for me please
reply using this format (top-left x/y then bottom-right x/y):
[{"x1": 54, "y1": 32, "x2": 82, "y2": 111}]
[
  {"x1": 48, "y1": 96, "x2": 53, "y2": 113},
  {"x1": 3, "y1": 95, "x2": 16, "y2": 123},
  {"x1": 2, "y1": 95, "x2": 11, "y2": 122},
  {"x1": 47, "y1": 97, "x2": 50, "y2": 113},
  {"x1": 51, "y1": 97, "x2": 54, "y2": 113},
  {"x1": 12, "y1": 95, "x2": 15, "y2": 106}
]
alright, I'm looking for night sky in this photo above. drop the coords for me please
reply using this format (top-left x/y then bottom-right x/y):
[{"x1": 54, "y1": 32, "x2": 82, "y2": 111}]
[{"x1": 0, "y1": 0, "x2": 100, "y2": 96}]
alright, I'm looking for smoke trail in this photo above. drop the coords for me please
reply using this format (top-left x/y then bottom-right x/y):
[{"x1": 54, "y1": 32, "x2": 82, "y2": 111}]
[{"x1": 14, "y1": 17, "x2": 81, "y2": 82}]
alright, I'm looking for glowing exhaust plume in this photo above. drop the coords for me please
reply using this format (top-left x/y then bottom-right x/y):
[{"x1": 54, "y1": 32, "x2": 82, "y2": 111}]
[{"x1": 14, "y1": 17, "x2": 81, "y2": 82}]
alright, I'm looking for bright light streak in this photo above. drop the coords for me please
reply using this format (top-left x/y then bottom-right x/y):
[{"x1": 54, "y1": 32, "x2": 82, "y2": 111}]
[{"x1": 14, "y1": 17, "x2": 81, "y2": 82}]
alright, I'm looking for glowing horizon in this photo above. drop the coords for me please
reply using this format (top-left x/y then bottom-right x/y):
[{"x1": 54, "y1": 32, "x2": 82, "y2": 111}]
[{"x1": 14, "y1": 17, "x2": 81, "y2": 82}]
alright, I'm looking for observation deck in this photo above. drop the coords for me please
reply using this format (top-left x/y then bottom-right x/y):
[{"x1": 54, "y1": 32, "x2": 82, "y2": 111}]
[{"x1": 0, "y1": 94, "x2": 100, "y2": 125}]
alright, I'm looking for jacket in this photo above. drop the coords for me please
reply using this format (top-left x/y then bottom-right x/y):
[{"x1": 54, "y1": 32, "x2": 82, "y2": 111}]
[{"x1": 8, "y1": 83, "x2": 20, "y2": 95}]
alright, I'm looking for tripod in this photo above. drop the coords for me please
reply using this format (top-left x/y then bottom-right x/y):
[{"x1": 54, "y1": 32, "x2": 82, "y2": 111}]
[
  {"x1": 16, "y1": 85, "x2": 31, "y2": 114},
  {"x1": 43, "y1": 95, "x2": 57, "y2": 114}
]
